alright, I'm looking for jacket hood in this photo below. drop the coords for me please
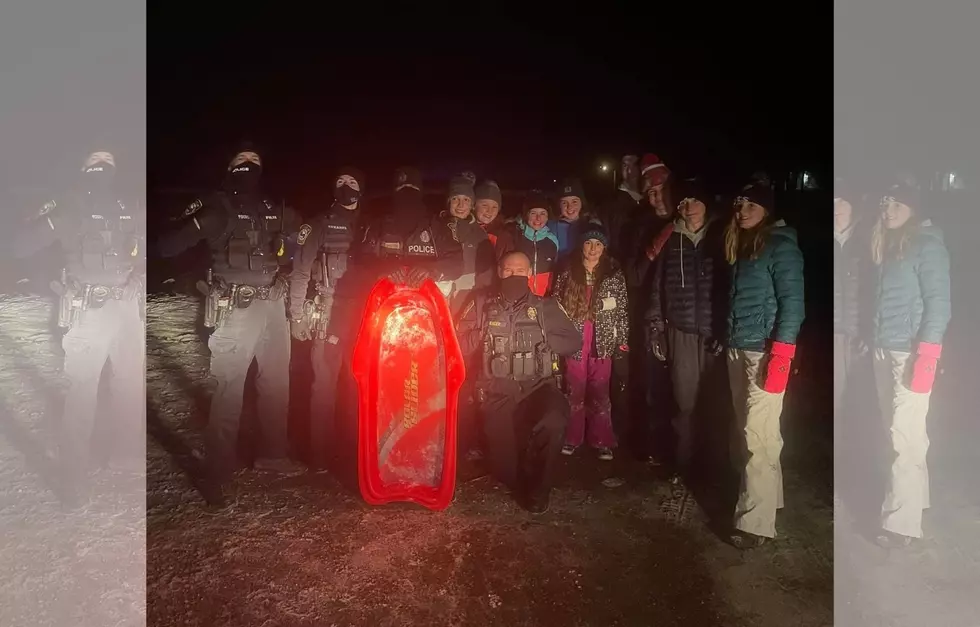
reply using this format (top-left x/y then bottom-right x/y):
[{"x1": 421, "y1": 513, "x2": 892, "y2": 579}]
[
  {"x1": 768, "y1": 219, "x2": 798, "y2": 245},
  {"x1": 917, "y1": 219, "x2": 945, "y2": 244}
]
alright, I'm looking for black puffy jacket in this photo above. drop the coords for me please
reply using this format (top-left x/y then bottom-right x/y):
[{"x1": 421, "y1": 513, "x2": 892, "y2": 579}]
[
  {"x1": 646, "y1": 216, "x2": 727, "y2": 340},
  {"x1": 833, "y1": 223, "x2": 865, "y2": 337}
]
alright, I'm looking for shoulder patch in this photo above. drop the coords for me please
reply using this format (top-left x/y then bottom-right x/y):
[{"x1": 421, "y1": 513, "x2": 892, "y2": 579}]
[{"x1": 297, "y1": 224, "x2": 313, "y2": 245}]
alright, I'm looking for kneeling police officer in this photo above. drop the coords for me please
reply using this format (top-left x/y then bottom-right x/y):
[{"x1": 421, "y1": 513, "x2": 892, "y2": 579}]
[{"x1": 457, "y1": 251, "x2": 581, "y2": 513}]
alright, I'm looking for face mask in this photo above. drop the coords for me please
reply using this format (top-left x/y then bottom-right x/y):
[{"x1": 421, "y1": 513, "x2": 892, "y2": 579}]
[
  {"x1": 335, "y1": 183, "x2": 360, "y2": 207},
  {"x1": 500, "y1": 275, "x2": 530, "y2": 301},
  {"x1": 82, "y1": 162, "x2": 115, "y2": 192},
  {"x1": 228, "y1": 162, "x2": 262, "y2": 192}
]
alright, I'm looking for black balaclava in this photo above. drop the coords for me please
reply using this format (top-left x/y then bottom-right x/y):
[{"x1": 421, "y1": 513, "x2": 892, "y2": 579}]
[
  {"x1": 226, "y1": 144, "x2": 263, "y2": 194},
  {"x1": 391, "y1": 166, "x2": 427, "y2": 228},
  {"x1": 500, "y1": 275, "x2": 530, "y2": 302},
  {"x1": 81, "y1": 150, "x2": 116, "y2": 196},
  {"x1": 334, "y1": 166, "x2": 365, "y2": 208}
]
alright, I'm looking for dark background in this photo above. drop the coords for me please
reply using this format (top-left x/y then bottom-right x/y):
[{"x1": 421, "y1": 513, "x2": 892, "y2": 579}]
[{"x1": 147, "y1": 8, "x2": 830, "y2": 208}]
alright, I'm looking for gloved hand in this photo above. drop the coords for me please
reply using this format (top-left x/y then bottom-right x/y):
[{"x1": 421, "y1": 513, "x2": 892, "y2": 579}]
[
  {"x1": 406, "y1": 267, "x2": 431, "y2": 288},
  {"x1": 707, "y1": 338, "x2": 724, "y2": 357},
  {"x1": 388, "y1": 266, "x2": 430, "y2": 288},
  {"x1": 762, "y1": 341, "x2": 796, "y2": 393},
  {"x1": 388, "y1": 266, "x2": 409, "y2": 285},
  {"x1": 601, "y1": 297, "x2": 617, "y2": 311},
  {"x1": 290, "y1": 318, "x2": 312, "y2": 341},
  {"x1": 649, "y1": 328, "x2": 667, "y2": 362},
  {"x1": 908, "y1": 342, "x2": 942, "y2": 393}
]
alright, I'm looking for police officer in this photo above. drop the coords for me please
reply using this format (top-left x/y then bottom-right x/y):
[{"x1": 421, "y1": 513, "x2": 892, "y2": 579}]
[
  {"x1": 155, "y1": 142, "x2": 303, "y2": 506},
  {"x1": 457, "y1": 251, "x2": 582, "y2": 513},
  {"x1": 360, "y1": 166, "x2": 464, "y2": 288},
  {"x1": 287, "y1": 166, "x2": 364, "y2": 470},
  {"x1": 11, "y1": 149, "x2": 146, "y2": 504}
]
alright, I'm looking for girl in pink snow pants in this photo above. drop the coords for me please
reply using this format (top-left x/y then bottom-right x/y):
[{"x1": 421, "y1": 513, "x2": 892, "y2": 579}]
[{"x1": 552, "y1": 227, "x2": 630, "y2": 460}]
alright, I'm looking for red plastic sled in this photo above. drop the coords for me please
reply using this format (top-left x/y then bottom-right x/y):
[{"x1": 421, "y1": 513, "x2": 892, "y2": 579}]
[{"x1": 351, "y1": 276, "x2": 466, "y2": 511}]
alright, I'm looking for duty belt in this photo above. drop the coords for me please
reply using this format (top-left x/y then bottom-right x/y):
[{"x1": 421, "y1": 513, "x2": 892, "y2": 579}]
[{"x1": 87, "y1": 284, "x2": 136, "y2": 304}]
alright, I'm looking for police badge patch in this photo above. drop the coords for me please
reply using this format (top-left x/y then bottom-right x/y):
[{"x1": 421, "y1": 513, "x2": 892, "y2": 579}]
[
  {"x1": 297, "y1": 224, "x2": 313, "y2": 245},
  {"x1": 420, "y1": 230, "x2": 430, "y2": 243},
  {"x1": 527, "y1": 307, "x2": 537, "y2": 320}
]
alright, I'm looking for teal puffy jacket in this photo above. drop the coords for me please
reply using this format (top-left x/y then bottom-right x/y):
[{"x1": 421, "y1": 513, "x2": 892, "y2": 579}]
[
  {"x1": 872, "y1": 220, "x2": 951, "y2": 351},
  {"x1": 727, "y1": 220, "x2": 806, "y2": 351}
]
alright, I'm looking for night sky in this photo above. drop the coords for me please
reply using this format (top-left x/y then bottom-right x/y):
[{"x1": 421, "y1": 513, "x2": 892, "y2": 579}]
[{"x1": 148, "y1": 9, "x2": 830, "y2": 209}]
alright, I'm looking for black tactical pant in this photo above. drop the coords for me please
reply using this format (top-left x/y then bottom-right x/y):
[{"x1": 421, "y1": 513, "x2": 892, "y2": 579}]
[
  {"x1": 481, "y1": 382, "x2": 569, "y2": 496},
  {"x1": 309, "y1": 333, "x2": 355, "y2": 467},
  {"x1": 610, "y1": 351, "x2": 630, "y2": 440},
  {"x1": 206, "y1": 298, "x2": 290, "y2": 483},
  {"x1": 61, "y1": 298, "x2": 145, "y2": 477}
]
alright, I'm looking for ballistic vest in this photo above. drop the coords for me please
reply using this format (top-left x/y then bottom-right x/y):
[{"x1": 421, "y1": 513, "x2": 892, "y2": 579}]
[
  {"x1": 210, "y1": 192, "x2": 286, "y2": 285},
  {"x1": 63, "y1": 195, "x2": 143, "y2": 287},
  {"x1": 482, "y1": 295, "x2": 553, "y2": 382}
]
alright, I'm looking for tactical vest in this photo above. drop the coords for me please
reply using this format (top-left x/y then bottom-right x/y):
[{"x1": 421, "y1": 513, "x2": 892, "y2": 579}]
[
  {"x1": 314, "y1": 210, "x2": 356, "y2": 287},
  {"x1": 214, "y1": 193, "x2": 285, "y2": 282},
  {"x1": 483, "y1": 296, "x2": 553, "y2": 382},
  {"x1": 67, "y1": 198, "x2": 143, "y2": 286},
  {"x1": 372, "y1": 217, "x2": 440, "y2": 260}
]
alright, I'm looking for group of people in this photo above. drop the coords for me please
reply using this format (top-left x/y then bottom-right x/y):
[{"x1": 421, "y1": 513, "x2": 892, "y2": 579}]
[
  {"x1": 1, "y1": 142, "x2": 946, "y2": 552},
  {"x1": 149, "y1": 143, "x2": 811, "y2": 550},
  {"x1": 833, "y1": 175, "x2": 951, "y2": 549}
]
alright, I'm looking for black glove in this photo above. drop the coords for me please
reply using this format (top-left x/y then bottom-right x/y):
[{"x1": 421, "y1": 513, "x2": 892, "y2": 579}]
[
  {"x1": 707, "y1": 338, "x2": 723, "y2": 357},
  {"x1": 406, "y1": 267, "x2": 431, "y2": 288},
  {"x1": 388, "y1": 266, "x2": 431, "y2": 288},
  {"x1": 290, "y1": 318, "x2": 312, "y2": 341},
  {"x1": 852, "y1": 337, "x2": 869, "y2": 358},
  {"x1": 649, "y1": 328, "x2": 667, "y2": 362},
  {"x1": 388, "y1": 266, "x2": 409, "y2": 285}
]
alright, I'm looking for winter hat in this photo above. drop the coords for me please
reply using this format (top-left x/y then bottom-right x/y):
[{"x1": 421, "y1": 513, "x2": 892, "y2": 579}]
[
  {"x1": 475, "y1": 179, "x2": 502, "y2": 206},
  {"x1": 394, "y1": 166, "x2": 422, "y2": 192},
  {"x1": 675, "y1": 178, "x2": 710, "y2": 212},
  {"x1": 734, "y1": 179, "x2": 775, "y2": 215},
  {"x1": 522, "y1": 189, "x2": 551, "y2": 218},
  {"x1": 640, "y1": 153, "x2": 670, "y2": 187},
  {"x1": 336, "y1": 166, "x2": 365, "y2": 190},
  {"x1": 447, "y1": 175, "x2": 475, "y2": 203},
  {"x1": 879, "y1": 173, "x2": 921, "y2": 211},
  {"x1": 580, "y1": 225, "x2": 609, "y2": 247},
  {"x1": 557, "y1": 177, "x2": 585, "y2": 202}
]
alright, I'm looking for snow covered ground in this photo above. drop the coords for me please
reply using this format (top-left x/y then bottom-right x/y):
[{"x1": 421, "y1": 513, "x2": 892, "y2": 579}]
[{"x1": 0, "y1": 293, "x2": 145, "y2": 627}]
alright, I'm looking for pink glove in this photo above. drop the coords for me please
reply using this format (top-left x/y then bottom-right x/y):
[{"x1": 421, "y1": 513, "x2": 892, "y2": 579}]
[
  {"x1": 762, "y1": 341, "x2": 796, "y2": 394},
  {"x1": 909, "y1": 342, "x2": 942, "y2": 393}
]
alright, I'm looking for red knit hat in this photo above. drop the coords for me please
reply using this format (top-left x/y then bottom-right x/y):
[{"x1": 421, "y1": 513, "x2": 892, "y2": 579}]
[{"x1": 640, "y1": 153, "x2": 670, "y2": 187}]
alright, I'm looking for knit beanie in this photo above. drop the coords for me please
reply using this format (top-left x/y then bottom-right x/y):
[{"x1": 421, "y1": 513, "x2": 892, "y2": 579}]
[
  {"x1": 522, "y1": 189, "x2": 551, "y2": 219},
  {"x1": 447, "y1": 175, "x2": 475, "y2": 203},
  {"x1": 475, "y1": 179, "x2": 502, "y2": 206},
  {"x1": 580, "y1": 225, "x2": 609, "y2": 247},
  {"x1": 336, "y1": 166, "x2": 365, "y2": 190}
]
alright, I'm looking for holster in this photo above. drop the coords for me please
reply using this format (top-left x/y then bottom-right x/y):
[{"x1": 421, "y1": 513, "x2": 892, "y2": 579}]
[{"x1": 51, "y1": 277, "x2": 82, "y2": 330}]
